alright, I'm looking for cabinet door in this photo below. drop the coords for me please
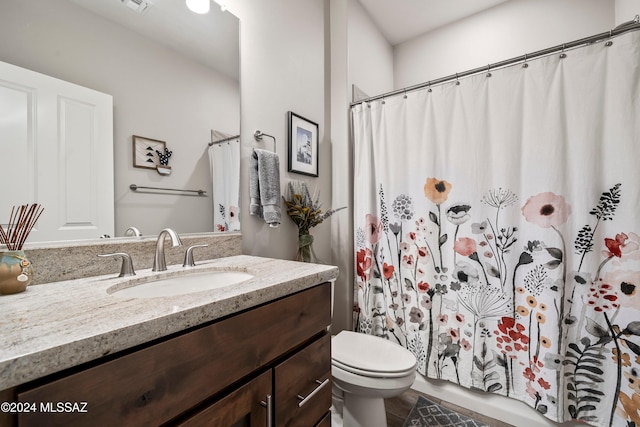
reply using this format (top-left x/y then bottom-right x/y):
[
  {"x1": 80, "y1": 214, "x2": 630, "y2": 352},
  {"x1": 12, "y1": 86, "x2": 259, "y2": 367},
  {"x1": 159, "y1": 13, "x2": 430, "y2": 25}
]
[
  {"x1": 178, "y1": 370, "x2": 272, "y2": 427},
  {"x1": 274, "y1": 333, "x2": 331, "y2": 427}
]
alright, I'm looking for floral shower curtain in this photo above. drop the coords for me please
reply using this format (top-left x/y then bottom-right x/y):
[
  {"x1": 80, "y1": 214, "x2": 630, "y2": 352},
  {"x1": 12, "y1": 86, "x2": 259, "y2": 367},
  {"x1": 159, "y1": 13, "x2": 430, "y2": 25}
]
[
  {"x1": 208, "y1": 137, "x2": 240, "y2": 232},
  {"x1": 352, "y1": 31, "x2": 640, "y2": 427}
]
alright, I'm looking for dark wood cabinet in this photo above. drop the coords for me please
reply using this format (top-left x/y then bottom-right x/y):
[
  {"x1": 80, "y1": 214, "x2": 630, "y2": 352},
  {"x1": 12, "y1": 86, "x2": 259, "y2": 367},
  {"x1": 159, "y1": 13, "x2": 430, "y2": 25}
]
[
  {"x1": 8, "y1": 283, "x2": 331, "y2": 427},
  {"x1": 275, "y1": 333, "x2": 331, "y2": 427},
  {"x1": 177, "y1": 370, "x2": 272, "y2": 427}
]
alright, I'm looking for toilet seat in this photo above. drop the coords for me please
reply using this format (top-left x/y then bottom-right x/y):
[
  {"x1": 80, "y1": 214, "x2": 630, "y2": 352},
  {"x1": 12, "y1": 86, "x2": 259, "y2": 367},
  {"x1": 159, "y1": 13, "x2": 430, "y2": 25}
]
[
  {"x1": 332, "y1": 331, "x2": 417, "y2": 378},
  {"x1": 332, "y1": 358, "x2": 415, "y2": 378}
]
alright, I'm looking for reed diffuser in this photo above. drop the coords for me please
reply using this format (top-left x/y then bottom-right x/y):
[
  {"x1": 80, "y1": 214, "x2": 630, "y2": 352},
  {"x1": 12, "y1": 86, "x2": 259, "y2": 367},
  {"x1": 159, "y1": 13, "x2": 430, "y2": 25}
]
[{"x1": 0, "y1": 203, "x2": 44, "y2": 295}]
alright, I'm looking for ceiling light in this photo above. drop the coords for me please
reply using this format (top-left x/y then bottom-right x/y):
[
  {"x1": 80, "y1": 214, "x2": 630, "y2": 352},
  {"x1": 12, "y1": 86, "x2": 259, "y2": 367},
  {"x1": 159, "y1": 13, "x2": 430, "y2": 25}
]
[{"x1": 186, "y1": 0, "x2": 210, "y2": 14}]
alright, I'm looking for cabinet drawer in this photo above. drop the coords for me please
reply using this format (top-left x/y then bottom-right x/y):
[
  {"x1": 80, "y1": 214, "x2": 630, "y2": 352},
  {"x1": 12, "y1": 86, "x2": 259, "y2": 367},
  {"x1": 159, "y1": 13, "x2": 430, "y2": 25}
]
[
  {"x1": 17, "y1": 283, "x2": 331, "y2": 427},
  {"x1": 314, "y1": 411, "x2": 331, "y2": 427},
  {"x1": 275, "y1": 333, "x2": 331, "y2": 427},
  {"x1": 178, "y1": 370, "x2": 272, "y2": 427}
]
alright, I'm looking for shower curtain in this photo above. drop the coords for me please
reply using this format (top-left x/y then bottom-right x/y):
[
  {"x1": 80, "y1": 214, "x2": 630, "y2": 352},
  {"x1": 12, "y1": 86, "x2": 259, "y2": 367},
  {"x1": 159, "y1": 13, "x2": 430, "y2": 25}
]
[
  {"x1": 352, "y1": 31, "x2": 640, "y2": 427},
  {"x1": 208, "y1": 138, "x2": 240, "y2": 231}
]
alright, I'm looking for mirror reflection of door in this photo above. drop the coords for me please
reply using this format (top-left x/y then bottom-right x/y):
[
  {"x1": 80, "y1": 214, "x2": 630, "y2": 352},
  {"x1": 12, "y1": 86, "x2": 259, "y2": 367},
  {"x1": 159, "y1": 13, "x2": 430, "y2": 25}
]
[{"x1": 0, "y1": 60, "x2": 114, "y2": 242}]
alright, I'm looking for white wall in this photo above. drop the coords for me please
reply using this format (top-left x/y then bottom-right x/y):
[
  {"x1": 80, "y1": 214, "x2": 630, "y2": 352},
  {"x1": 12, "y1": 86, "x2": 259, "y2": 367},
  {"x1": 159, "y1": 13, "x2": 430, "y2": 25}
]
[
  {"x1": 394, "y1": 0, "x2": 615, "y2": 90},
  {"x1": 615, "y1": 0, "x2": 640, "y2": 25},
  {"x1": 347, "y1": 0, "x2": 394, "y2": 98},
  {"x1": 327, "y1": 0, "x2": 395, "y2": 333},
  {"x1": 0, "y1": 0, "x2": 239, "y2": 238},
  {"x1": 330, "y1": 0, "x2": 353, "y2": 333},
  {"x1": 226, "y1": 1, "x2": 332, "y2": 264}
]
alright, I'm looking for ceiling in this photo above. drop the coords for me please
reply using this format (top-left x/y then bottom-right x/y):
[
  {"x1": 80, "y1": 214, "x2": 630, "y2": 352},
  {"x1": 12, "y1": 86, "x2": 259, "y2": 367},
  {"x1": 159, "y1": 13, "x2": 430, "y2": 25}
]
[
  {"x1": 67, "y1": 0, "x2": 239, "y2": 80},
  {"x1": 358, "y1": 0, "x2": 511, "y2": 45}
]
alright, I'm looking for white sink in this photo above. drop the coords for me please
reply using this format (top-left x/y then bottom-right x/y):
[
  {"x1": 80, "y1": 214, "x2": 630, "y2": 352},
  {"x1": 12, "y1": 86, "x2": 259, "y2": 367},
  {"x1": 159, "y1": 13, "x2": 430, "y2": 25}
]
[{"x1": 110, "y1": 270, "x2": 254, "y2": 298}]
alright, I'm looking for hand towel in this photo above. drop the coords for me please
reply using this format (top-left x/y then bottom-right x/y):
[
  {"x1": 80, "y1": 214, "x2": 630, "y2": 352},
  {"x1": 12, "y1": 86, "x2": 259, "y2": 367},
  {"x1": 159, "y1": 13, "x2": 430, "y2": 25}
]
[{"x1": 249, "y1": 148, "x2": 281, "y2": 227}]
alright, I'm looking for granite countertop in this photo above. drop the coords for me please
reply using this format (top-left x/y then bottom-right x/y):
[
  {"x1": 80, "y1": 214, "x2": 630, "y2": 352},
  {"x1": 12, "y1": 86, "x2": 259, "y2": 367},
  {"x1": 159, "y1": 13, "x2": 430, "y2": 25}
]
[{"x1": 0, "y1": 255, "x2": 339, "y2": 391}]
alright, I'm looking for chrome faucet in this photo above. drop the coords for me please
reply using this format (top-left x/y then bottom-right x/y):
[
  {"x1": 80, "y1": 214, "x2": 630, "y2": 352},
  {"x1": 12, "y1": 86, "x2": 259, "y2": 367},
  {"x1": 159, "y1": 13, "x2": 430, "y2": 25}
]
[
  {"x1": 124, "y1": 226, "x2": 142, "y2": 237},
  {"x1": 152, "y1": 228, "x2": 183, "y2": 272}
]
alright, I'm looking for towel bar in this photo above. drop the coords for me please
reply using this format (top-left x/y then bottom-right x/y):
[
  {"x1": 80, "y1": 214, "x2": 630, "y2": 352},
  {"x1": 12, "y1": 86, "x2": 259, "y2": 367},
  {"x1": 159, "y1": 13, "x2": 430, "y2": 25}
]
[
  {"x1": 129, "y1": 184, "x2": 207, "y2": 197},
  {"x1": 254, "y1": 130, "x2": 276, "y2": 152}
]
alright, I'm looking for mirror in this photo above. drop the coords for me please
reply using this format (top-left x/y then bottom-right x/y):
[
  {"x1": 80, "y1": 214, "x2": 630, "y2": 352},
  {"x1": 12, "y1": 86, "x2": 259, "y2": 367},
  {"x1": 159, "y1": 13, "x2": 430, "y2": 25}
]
[{"x1": 0, "y1": 0, "x2": 240, "y2": 242}]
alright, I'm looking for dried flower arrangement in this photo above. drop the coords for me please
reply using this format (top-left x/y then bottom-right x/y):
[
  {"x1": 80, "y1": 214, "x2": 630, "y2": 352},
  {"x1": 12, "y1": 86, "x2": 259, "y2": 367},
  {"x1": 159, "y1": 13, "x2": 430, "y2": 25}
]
[
  {"x1": 0, "y1": 204, "x2": 45, "y2": 250},
  {"x1": 282, "y1": 181, "x2": 345, "y2": 262}
]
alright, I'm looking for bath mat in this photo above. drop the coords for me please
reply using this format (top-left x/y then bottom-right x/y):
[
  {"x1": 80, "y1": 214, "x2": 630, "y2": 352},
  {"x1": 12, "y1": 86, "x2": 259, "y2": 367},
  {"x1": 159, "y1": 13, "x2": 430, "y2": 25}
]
[{"x1": 402, "y1": 396, "x2": 490, "y2": 427}]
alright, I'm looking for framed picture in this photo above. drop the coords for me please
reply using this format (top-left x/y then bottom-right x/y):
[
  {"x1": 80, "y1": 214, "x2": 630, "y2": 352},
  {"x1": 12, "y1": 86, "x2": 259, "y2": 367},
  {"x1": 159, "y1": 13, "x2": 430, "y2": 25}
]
[
  {"x1": 133, "y1": 135, "x2": 166, "y2": 169},
  {"x1": 287, "y1": 111, "x2": 319, "y2": 177}
]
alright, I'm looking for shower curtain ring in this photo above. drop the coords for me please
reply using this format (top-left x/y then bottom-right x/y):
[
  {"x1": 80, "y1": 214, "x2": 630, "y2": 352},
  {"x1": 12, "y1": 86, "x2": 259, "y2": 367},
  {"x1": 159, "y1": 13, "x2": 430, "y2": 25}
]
[
  {"x1": 560, "y1": 44, "x2": 567, "y2": 59},
  {"x1": 403, "y1": 90, "x2": 408, "y2": 99},
  {"x1": 455, "y1": 73, "x2": 460, "y2": 85},
  {"x1": 522, "y1": 53, "x2": 529, "y2": 68},
  {"x1": 486, "y1": 64, "x2": 492, "y2": 77},
  {"x1": 381, "y1": 97, "x2": 386, "y2": 105},
  {"x1": 606, "y1": 29, "x2": 614, "y2": 46},
  {"x1": 427, "y1": 81, "x2": 432, "y2": 93}
]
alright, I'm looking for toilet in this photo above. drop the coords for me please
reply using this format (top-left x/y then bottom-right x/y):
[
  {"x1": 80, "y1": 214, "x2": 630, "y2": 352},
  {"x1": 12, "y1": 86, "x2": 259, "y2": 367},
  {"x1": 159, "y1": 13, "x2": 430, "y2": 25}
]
[{"x1": 331, "y1": 330, "x2": 417, "y2": 427}]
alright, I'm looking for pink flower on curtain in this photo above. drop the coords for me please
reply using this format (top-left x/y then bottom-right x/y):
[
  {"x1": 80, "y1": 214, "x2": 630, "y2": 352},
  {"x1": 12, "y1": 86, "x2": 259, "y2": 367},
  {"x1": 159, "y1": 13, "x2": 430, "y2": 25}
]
[
  {"x1": 365, "y1": 214, "x2": 383, "y2": 244},
  {"x1": 417, "y1": 246, "x2": 429, "y2": 260},
  {"x1": 453, "y1": 237, "x2": 477, "y2": 257},
  {"x1": 619, "y1": 232, "x2": 640, "y2": 259},
  {"x1": 521, "y1": 192, "x2": 571, "y2": 228},
  {"x1": 601, "y1": 269, "x2": 640, "y2": 310}
]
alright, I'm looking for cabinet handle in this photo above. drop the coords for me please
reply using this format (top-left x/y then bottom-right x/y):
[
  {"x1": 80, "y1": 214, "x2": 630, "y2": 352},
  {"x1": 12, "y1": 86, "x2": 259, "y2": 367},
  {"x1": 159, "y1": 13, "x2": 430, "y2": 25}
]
[
  {"x1": 260, "y1": 394, "x2": 273, "y2": 427},
  {"x1": 296, "y1": 378, "x2": 330, "y2": 408}
]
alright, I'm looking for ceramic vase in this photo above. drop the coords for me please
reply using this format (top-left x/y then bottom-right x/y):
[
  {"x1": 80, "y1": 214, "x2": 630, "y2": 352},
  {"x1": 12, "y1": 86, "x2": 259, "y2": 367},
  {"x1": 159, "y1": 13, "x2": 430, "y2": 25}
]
[{"x1": 0, "y1": 250, "x2": 33, "y2": 295}]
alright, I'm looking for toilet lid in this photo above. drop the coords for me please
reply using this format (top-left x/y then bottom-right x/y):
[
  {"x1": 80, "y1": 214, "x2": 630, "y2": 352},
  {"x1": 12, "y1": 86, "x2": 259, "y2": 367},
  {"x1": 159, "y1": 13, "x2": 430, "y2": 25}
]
[{"x1": 332, "y1": 331, "x2": 417, "y2": 375}]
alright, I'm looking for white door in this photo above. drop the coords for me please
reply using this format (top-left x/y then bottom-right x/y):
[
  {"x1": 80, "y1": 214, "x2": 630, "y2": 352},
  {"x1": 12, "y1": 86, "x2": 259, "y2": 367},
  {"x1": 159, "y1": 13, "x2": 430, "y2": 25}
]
[{"x1": 0, "y1": 60, "x2": 114, "y2": 242}]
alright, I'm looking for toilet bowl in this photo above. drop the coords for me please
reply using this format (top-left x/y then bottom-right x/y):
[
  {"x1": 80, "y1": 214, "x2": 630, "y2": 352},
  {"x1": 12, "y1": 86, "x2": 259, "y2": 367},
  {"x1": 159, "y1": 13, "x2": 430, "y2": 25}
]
[{"x1": 331, "y1": 330, "x2": 417, "y2": 427}]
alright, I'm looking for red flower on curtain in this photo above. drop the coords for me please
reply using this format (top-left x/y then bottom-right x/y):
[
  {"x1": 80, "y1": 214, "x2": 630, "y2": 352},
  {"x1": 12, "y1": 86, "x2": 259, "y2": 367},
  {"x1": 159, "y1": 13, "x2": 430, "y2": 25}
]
[
  {"x1": 604, "y1": 232, "x2": 628, "y2": 258},
  {"x1": 356, "y1": 248, "x2": 372, "y2": 281},
  {"x1": 383, "y1": 262, "x2": 394, "y2": 280}
]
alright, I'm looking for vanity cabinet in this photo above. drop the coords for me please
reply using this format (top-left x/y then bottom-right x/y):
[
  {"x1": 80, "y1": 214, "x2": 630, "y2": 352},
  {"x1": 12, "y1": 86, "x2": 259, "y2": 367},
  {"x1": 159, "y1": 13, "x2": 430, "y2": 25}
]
[{"x1": 9, "y1": 282, "x2": 331, "y2": 427}]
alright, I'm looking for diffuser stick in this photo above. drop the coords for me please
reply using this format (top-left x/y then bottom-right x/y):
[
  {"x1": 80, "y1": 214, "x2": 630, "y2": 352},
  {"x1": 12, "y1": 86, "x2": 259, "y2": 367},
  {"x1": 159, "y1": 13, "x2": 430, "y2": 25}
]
[{"x1": 0, "y1": 204, "x2": 44, "y2": 250}]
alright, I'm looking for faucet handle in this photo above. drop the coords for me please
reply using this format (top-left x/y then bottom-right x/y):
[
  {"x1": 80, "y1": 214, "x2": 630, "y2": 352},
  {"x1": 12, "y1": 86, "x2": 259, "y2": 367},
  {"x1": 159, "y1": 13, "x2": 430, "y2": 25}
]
[
  {"x1": 98, "y1": 252, "x2": 136, "y2": 277},
  {"x1": 183, "y1": 244, "x2": 209, "y2": 267}
]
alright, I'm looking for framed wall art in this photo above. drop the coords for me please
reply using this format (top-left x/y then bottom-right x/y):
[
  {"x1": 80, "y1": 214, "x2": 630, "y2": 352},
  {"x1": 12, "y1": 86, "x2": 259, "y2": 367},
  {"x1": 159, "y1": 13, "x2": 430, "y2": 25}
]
[
  {"x1": 287, "y1": 111, "x2": 318, "y2": 177},
  {"x1": 133, "y1": 135, "x2": 166, "y2": 170}
]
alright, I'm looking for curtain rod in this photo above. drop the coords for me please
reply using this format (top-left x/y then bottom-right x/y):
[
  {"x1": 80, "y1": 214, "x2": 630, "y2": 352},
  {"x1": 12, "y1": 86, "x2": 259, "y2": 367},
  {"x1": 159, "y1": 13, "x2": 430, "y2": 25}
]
[
  {"x1": 208, "y1": 134, "x2": 240, "y2": 146},
  {"x1": 350, "y1": 16, "x2": 640, "y2": 107}
]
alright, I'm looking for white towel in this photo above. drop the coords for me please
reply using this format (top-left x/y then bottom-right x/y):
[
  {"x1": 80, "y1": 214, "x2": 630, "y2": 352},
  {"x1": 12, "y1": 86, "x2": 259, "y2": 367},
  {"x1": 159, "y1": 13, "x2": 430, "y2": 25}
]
[{"x1": 250, "y1": 148, "x2": 281, "y2": 227}]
